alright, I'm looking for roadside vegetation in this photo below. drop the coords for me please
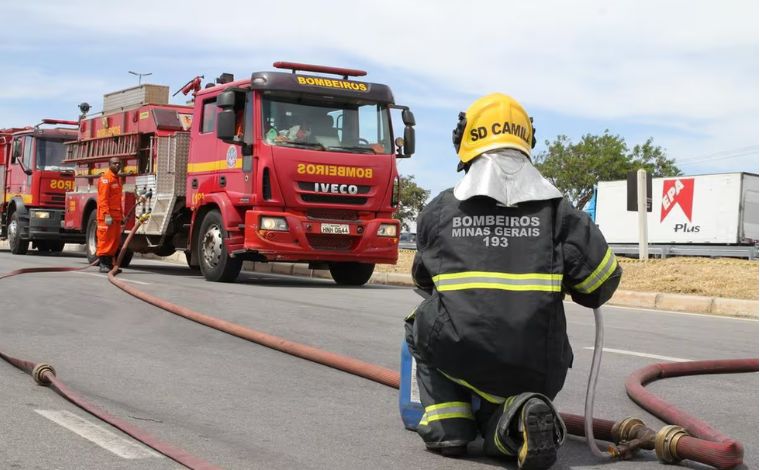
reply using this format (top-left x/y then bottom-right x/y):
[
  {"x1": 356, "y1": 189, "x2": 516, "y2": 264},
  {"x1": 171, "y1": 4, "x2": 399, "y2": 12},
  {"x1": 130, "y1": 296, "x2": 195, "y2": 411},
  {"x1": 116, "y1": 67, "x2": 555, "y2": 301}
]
[{"x1": 380, "y1": 251, "x2": 759, "y2": 300}]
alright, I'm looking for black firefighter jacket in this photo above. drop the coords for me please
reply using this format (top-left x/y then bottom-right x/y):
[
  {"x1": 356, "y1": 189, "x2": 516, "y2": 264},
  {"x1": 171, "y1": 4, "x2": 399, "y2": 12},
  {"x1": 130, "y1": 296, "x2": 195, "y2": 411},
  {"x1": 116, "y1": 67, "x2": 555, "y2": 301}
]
[{"x1": 409, "y1": 190, "x2": 622, "y2": 399}]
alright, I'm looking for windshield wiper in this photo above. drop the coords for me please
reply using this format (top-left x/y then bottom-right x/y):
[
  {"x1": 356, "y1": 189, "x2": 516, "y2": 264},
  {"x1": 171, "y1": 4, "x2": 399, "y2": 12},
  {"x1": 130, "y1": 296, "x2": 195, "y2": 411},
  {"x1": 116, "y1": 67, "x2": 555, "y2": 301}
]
[
  {"x1": 327, "y1": 146, "x2": 377, "y2": 154},
  {"x1": 277, "y1": 141, "x2": 325, "y2": 151}
]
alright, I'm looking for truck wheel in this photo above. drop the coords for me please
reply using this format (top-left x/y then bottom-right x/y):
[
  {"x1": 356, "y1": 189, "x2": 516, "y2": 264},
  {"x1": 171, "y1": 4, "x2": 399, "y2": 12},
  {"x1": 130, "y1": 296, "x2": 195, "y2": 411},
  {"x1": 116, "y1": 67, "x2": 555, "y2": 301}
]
[
  {"x1": 85, "y1": 211, "x2": 98, "y2": 263},
  {"x1": 198, "y1": 210, "x2": 242, "y2": 282},
  {"x1": 328, "y1": 262, "x2": 375, "y2": 286},
  {"x1": 116, "y1": 247, "x2": 133, "y2": 268},
  {"x1": 8, "y1": 212, "x2": 29, "y2": 255}
]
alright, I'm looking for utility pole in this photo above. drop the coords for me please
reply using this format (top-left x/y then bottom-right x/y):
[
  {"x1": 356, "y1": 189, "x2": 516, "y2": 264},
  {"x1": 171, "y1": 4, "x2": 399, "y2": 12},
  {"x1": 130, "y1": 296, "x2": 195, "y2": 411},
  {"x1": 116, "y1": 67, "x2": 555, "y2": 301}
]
[
  {"x1": 637, "y1": 168, "x2": 649, "y2": 260},
  {"x1": 128, "y1": 71, "x2": 152, "y2": 85}
]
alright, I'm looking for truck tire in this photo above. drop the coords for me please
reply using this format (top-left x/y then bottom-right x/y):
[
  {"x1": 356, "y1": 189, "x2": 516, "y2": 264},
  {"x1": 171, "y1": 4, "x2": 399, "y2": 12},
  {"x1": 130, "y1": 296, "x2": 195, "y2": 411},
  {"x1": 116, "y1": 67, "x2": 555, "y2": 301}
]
[
  {"x1": 8, "y1": 212, "x2": 29, "y2": 255},
  {"x1": 85, "y1": 211, "x2": 98, "y2": 263},
  {"x1": 328, "y1": 262, "x2": 375, "y2": 286},
  {"x1": 117, "y1": 247, "x2": 133, "y2": 268},
  {"x1": 198, "y1": 210, "x2": 242, "y2": 282}
]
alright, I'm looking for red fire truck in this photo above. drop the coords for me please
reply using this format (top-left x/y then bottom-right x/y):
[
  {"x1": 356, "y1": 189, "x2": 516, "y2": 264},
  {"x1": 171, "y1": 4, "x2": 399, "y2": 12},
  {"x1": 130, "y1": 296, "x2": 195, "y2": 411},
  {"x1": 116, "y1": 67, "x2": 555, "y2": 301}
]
[
  {"x1": 63, "y1": 62, "x2": 415, "y2": 285},
  {"x1": 1, "y1": 120, "x2": 82, "y2": 254}
]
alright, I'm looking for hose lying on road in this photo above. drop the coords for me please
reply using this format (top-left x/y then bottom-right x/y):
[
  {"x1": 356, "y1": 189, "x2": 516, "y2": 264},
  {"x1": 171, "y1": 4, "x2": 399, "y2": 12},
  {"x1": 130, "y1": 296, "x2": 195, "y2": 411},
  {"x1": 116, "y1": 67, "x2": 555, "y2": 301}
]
[
  {"x1": 108, "y1": 230, "x2": 759, "y2": 468},
  {"x1": 0, "y1": 218, "x2": 220, "y2": 470},
  {"x1": 0, "y1": 259, "x2": 98, "y2": 280},
  {"x1": 2, "y1": 221, "x2": 757, "y2": 469},
  {"x1": 626, "y1": 359, "x2": 757, "y2": 469},
  {"x1": 0, "y1": 350, "x2": 220, "y2": 470}
]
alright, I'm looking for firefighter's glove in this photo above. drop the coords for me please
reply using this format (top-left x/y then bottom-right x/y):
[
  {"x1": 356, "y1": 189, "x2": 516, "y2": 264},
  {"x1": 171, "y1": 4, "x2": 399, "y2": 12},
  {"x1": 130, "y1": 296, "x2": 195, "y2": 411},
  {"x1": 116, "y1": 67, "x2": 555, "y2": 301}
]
[{"x1": 105, "y1": 214, "x2": 113, "y2": 226}]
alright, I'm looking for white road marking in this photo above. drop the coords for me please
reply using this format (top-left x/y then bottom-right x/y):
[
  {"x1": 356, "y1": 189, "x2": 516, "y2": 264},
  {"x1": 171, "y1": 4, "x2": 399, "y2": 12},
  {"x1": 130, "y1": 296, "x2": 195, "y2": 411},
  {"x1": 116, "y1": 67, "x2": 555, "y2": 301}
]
[
  {"x1": 583, "y1": 347, "x2": 691, "y2": 362},
  {"x1": 34, "y1": 409, "x2": 160, "y2": 459},
  {"x1": 74, "y1": 271, "x2": 151, "y2": 285}
]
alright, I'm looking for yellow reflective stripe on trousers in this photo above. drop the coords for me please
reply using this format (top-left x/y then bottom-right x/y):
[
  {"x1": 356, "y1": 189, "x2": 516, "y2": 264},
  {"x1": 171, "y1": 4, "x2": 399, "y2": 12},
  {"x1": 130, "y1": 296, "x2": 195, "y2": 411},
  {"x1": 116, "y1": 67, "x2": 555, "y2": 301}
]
[
  {"x1": 573, "y1": 248, "x2": 618, "y2": 294},
  {"x1": 432, "y1": 272, "x2": 562, "y2": 293},
  {"x1": 439, "y1": 370, "x2": 506, "y2": 405},
  {"x1": 418, "y1": 401, "x2": 474, "y2": 426},
  {"x1": 493, "y1": 395, "x2": 520, "y2": 456}
]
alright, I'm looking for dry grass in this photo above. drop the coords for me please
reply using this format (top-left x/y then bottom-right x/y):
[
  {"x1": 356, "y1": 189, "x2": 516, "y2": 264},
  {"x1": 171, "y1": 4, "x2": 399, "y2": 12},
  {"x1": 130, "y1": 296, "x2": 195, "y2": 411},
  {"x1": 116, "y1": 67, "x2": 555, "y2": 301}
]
[{"x1": 378, "y1": 251, "x2": 758, "y2": 300}]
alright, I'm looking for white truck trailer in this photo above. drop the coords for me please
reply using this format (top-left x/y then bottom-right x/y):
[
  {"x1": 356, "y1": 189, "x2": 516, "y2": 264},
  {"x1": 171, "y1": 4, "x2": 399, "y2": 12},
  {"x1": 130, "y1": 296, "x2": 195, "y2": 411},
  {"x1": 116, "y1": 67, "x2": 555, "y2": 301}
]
[{"x1": 593, "y1": 172, "x2": 758, "y2": 258}]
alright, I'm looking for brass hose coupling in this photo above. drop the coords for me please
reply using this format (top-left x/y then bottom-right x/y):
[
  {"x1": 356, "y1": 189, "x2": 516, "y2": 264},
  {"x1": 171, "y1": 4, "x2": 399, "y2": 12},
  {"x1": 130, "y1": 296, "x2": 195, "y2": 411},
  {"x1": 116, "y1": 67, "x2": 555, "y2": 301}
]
[
  {"x1": 612, "y1": 417, "x2": 647, "y2": 443},
  {"x1": 138, "y1": 213, "x2": 151, "y2": 224},
  {"x1": 655, "y1": 425, "x2": 689, "y2": 464},
  {"x1": 32, "y1": 363, "x2": 56, "y2": 385},
  {"x1": 609, "y1": 417, "x2": 657, "y2": 459}
]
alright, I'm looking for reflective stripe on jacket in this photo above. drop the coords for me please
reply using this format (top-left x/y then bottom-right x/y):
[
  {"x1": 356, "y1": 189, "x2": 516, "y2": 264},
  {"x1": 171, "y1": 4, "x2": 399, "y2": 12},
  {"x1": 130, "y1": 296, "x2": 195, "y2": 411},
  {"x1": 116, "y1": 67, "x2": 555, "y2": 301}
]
[{"x1": 410, "y1": 190, "x2": 621, "y2": 398}]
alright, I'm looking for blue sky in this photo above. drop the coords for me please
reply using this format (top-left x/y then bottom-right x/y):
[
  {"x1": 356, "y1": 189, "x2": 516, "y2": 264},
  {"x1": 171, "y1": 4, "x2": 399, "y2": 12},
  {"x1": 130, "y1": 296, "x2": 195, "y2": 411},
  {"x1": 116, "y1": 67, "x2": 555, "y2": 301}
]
[{"x1": 1, "y1": 0, "x2": 757, "y2": 199}]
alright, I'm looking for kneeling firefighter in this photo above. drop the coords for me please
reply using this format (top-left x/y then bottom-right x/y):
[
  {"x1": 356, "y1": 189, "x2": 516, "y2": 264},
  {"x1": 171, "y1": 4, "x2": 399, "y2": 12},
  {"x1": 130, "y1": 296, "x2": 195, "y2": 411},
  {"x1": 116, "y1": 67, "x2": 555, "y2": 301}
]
[{"x1": 405, "y1": 93, "x2": 621, "y2": 469}]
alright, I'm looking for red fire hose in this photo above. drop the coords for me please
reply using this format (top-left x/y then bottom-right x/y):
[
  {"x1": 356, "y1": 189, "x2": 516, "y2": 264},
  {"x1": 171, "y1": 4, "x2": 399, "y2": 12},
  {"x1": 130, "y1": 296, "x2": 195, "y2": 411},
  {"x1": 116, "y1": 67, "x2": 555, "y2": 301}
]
[
  {"x1": 2, "y1": 221, "x2": 757, "y2": 469},
  {"x1": 625, "y1": 359, "x2": 757, "y2": 469},
  {"x1": 0, "y1": 351, "x2": 219, "y2": 470}
]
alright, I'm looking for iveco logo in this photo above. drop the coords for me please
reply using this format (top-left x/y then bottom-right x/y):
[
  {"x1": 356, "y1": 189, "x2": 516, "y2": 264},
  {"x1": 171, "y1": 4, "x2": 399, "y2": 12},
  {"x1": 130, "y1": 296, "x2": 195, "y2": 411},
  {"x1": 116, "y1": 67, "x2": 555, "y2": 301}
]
[{"x1": 313, "y1": 183, "x2": 359, "y2": 194}]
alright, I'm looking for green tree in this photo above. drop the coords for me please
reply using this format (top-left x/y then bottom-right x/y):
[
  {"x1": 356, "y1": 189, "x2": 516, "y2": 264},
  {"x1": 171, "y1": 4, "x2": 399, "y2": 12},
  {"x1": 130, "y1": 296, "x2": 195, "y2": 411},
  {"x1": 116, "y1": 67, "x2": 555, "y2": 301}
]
[
  {"x1": 394, "y1": 175, "x2": 430, "y2": 231},
  {"x1": 533, "y1": 131, "x2": 681, "y2": 209}
]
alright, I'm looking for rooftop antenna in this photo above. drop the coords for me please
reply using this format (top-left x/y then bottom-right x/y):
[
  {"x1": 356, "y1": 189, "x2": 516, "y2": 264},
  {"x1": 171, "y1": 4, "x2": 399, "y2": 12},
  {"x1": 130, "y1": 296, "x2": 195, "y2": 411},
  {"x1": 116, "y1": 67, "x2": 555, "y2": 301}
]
[{"x1": 128, "y1": 70, "x2": 152, "y2": 85}]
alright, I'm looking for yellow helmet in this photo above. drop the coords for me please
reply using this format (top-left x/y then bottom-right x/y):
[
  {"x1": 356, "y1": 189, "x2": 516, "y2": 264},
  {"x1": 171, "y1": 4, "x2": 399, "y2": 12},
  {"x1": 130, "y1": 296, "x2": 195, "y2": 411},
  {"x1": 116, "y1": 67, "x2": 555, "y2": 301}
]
[{"x1": 452, "y1": 93, "x2": 535, "y2": 164}]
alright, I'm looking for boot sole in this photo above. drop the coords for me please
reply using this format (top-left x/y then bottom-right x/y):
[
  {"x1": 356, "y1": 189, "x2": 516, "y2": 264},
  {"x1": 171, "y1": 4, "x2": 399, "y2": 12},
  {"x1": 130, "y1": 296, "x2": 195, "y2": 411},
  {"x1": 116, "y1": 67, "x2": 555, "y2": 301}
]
[{"x1": 518, "y1": 401, "x2": 558, "y2": 470}]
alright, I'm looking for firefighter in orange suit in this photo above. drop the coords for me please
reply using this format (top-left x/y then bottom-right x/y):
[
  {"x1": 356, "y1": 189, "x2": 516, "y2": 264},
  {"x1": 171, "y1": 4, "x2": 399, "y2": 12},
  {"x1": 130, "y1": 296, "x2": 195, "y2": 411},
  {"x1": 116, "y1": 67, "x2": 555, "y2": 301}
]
[{"x1": 97, "y1": 157, "x2": 123, "y2": 273}]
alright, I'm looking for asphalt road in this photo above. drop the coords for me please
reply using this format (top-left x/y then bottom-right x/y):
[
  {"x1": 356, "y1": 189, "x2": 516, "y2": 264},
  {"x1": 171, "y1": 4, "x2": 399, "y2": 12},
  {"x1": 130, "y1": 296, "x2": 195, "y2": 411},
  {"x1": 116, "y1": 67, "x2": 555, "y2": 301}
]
[{"x1": 0, "y1": 248, "x2": 757, "y2": 470}]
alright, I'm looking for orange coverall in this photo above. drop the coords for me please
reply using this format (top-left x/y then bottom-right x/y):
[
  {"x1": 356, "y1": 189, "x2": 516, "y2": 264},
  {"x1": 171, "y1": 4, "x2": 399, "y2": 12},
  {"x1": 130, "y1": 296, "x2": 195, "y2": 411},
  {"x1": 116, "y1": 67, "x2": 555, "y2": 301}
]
[{"x1": 96, "y1": 168, "x2": 123, "y2": 257}]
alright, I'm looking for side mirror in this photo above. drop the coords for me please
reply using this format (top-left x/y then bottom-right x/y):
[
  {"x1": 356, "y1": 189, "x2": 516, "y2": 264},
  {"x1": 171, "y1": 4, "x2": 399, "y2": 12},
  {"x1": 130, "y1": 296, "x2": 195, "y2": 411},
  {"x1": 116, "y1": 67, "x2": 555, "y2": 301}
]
[
  {"x1": 217, "y1": 90, "x2": 237, "y2": 109},
  {"x1": 403, "y1": 126, "x2": 415, "y2": 157},
  {"x1": 402, "y1": 109, "x2": 416, "y2": 126},
  {"x1": 217, "y1": 109, "x2": 237, "y2": 141},
  {"x1": 11, "y1": 139, "x2": 21, "y2": 163}
]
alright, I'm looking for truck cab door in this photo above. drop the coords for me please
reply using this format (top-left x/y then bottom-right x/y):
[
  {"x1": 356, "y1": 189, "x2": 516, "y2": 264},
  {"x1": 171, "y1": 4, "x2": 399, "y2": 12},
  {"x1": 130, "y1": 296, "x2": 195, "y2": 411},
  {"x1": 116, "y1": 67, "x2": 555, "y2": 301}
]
[{"x1": 9, "y1": 136, "x2": 32, "y2": 197}]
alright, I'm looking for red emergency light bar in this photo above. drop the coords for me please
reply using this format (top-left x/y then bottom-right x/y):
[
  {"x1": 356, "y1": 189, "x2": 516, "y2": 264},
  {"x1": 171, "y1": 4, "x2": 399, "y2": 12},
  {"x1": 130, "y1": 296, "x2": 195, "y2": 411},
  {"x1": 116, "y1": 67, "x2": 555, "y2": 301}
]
[
  {"x1": 40, "y1": 119, "x2": 79, "y2": 126},
  {"x1": 273, "y1": 61, "x2": 367, "y2": 79}
]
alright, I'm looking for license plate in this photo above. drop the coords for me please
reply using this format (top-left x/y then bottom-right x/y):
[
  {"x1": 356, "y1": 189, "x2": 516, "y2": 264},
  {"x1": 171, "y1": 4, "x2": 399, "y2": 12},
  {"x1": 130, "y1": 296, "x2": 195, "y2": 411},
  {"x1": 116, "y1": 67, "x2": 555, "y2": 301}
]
[{"x1": 321, "y1": 223, "x2": 350, "y2": 235}]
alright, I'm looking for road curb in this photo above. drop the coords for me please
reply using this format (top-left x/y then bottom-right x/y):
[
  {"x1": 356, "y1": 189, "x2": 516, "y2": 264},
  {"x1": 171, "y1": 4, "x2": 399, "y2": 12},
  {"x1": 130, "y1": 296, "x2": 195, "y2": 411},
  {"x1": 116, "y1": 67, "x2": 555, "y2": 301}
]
[
  {"x1": 240, "y1": 261, "x2": 758, "y2": 319},
  {"x1": 3, "y1": 241, "x2": 756, "y2": 319}
]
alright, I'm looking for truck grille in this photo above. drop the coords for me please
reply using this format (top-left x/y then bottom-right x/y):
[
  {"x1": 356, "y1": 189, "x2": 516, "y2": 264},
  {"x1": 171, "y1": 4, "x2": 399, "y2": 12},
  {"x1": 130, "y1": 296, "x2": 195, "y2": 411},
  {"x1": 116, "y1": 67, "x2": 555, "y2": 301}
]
[
  {"x1": 306, "y1": 209, "x2": 359, "y2": 221},
  {"x1": 301, "y1": 194, "x2": 367, "y2": 205},
  {"x1": 306, "y1": 234, "x2": 356, "y2": 251},
  {"x1": 42, "y1": 192, "x2": 65, "y2": 207}
]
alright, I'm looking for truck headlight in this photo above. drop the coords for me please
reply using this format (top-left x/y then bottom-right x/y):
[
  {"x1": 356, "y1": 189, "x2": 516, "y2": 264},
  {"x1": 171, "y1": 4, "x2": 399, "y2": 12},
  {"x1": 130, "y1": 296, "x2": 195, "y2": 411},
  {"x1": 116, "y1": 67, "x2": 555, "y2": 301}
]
[
  {"x1": 33, "y1": 211, "x2": 50, "y2": 219},
  {"x1": 260, "y1": 216, "x2": 289, "y2": 231},
  {"x1": 377, "y1": 223, "x2": 397, "y2": 237}
]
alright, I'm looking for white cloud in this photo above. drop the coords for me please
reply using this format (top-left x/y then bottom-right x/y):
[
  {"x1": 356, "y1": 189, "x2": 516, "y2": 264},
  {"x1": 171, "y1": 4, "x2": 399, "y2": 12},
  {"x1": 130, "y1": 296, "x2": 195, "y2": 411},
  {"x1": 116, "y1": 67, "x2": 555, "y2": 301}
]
[{"x1": 1, "y1": 0, "x2": 756, "y2": 189}]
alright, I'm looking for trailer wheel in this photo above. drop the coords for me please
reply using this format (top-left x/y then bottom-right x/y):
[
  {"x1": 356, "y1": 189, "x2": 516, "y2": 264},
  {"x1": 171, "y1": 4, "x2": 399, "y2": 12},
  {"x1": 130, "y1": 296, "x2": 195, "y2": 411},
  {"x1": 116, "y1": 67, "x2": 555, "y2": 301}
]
[
  {"x1": 8, "y1": 212, "x2": 29, "y2": 255},
  {"x1": 198, "y1": 210, "x2": 242, "y2": 282},
  {"x1": 328, "y1": 262, "x2": 375, "y2": 286},
  {"x1": 85, "y1": 211, "x2": 98, "y2": 263}
]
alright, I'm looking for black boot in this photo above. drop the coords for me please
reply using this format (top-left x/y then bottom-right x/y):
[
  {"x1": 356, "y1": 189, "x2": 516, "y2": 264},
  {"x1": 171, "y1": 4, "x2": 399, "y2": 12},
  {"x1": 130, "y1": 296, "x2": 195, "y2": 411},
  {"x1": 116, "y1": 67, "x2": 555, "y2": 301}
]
[{"x1": 99, "y1": 256, "x2": 112, "y2": 273}]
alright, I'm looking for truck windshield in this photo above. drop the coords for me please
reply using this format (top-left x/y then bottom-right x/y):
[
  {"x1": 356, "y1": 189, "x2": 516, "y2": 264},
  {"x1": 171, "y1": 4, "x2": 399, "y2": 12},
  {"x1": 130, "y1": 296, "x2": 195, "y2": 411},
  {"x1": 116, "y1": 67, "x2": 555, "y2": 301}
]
[
  {"x1": 35, "y1": 138, "x2": 74, "y2": 171},
  {"x1": 262, "y1": 96, "x2": 392, "y2": 154}
]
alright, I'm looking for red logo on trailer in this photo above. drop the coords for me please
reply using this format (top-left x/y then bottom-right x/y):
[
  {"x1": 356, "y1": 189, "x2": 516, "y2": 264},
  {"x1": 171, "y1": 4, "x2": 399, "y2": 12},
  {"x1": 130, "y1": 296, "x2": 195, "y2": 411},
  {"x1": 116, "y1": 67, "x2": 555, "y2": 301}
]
[{"x1": 661, "y1": 178, "x2": 694, "y2": 222}]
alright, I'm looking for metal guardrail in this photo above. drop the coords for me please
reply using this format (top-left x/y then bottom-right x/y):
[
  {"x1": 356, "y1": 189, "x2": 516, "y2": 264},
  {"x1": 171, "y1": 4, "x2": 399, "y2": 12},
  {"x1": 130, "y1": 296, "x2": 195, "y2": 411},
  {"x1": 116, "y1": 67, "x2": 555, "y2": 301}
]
[{"x1": 610, "y1": 244, "x2": 758, "y2": 260}]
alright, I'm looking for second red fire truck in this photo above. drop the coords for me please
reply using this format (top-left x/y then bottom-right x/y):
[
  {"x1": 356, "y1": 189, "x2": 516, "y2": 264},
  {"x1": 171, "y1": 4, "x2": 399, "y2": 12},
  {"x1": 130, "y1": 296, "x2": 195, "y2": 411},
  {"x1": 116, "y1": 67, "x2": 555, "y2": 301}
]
[
  {"x1": 62, "y1": 61, "x2": 415, "y2": 285},
  {"x1": 1, "y1": 120, "x2": 82, "y2": 254}
]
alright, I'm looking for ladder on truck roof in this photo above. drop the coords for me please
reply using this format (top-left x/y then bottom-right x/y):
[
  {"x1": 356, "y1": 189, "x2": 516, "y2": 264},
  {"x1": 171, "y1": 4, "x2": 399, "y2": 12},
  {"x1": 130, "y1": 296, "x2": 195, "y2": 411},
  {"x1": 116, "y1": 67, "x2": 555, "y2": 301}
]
[{"x1": 64, "y1": 133, "x2": 140, "y2": 162}]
